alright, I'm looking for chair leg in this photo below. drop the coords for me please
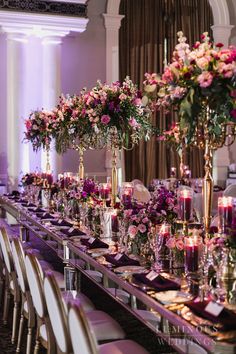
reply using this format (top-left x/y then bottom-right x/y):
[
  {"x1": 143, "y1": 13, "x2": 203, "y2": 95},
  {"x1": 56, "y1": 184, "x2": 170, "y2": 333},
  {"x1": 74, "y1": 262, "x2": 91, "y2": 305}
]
[
  {"x1": 16, "y1": 313, "x2": 24, "y2": 352},
  {"x1": 3, "y1": 287, "x2": 10, "y2": 324},
  {"x1": 11, "y1": 300, "x2": 19, "y2": 343},
  {"x1": 34, "y1": 339, "x2": 41, "y2": 354},
  {"x1": 26, "y1": 327, "x2": 33, "y2": 354},
  {"x1": 0, "y1": 276, "x2": 4, "y2": 305}
]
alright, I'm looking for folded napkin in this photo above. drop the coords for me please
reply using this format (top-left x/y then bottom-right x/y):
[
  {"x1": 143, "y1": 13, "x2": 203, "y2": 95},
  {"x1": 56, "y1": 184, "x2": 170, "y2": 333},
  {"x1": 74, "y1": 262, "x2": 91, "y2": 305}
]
[
  {"x1": 133, "y1": 273, "x2": 180, "y2": 292},
  {"x1": 105, "y1": 253, "x2": 140, "y2": 267},
  {"x1": 37, "y1": 212, "x2": 55, "y2": 219},
  {"x1": 61, "y1": 228, "x2": 86, "y2": 237},
  {"x1": 24, "y1": 203, "x2": 36, "y2": 208},
  {"x1": 28, "y1": 207, "x2": 45, "y2": 213},
  {"x1": 51, "y1": 219, "x2": 73, "y2": 227},
  {"x1": 186, "y1": 300, "x2": 236, "y2": 330},
  {"x1": 14, "y1": 199, "x2": 27, "y2": 203},
  {"x1": 80, "y1": 238, "x2": 109, "y2": 249}
]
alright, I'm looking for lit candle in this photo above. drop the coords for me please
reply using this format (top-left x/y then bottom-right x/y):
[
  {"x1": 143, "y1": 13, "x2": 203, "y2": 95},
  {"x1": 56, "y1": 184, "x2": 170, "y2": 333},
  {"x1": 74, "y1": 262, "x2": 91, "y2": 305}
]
[
  {"x1": 100, "y1": 183, "x2": 110, "y2": 200},
  {"x1": 121, "y1": 182, "x2": 133, "y2": 205},
  {"x1": 185, "y1": 236, "x2": 199, "y2": 273},
  {"x1": 218, "y1": 196, "x2": 233, "y2": 233},
  {"x1": 170, "y1": 167, "x2": 176, "y2": 178},
  {"x1": 111, "y1": 210, "x2": 119, "y2": 233},
  {"x1": 155, "y1": 223, "x2": 171, "y2": 271},
  {"x1": 178, "y1": 189, "x2": 193, "y2": 221}
]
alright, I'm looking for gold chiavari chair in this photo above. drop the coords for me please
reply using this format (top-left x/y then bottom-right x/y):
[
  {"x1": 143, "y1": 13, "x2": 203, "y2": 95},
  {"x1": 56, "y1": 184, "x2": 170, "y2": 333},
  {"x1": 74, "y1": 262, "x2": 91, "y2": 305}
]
[
  {"x1": 11, "y1": 237, "x2": 36, "y2": 354},
  {"x1": 25, "y1": 252, "x2": 57, "y2": 354},
  {"x1": 0, "y1": 227, "x2": 20, "y2": 344},
  {"x1": 43, "y1": 271, "x2": 130, "y2": 354},
  {"x1": 68, "y1": 301, "x2": 150, "y2": 354}
]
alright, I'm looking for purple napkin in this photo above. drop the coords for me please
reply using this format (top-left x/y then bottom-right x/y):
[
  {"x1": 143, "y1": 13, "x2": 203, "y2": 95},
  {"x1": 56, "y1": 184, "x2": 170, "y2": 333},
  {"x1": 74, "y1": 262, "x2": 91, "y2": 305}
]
[
  {"x1": 37, "y1": 212, "x2": 55, "y2": 219},
  {"x1": 51, "y1": 219, "x2": 73, "y2": 227},
  {"x1": 186, "y1": 300, "x2": 236, "y2": 330},
  {"x1": 24, "y1": 203, "x2": 36, "y2": 208},
  {"x1": 28, "y1": 207, "x2": 45, "y2": 212},
  {"x1": 105, "y1": 253, "x2": 140, "y2": 267},
  {"x1": 133, "y1": 273, "x2": 180, "y2": 291},
  {"x1": 80, "y1": 238, "x2": 109, "y2": 249},
  {"x1": 61, "y1": 228, "x2": 86, "y2": 237}
]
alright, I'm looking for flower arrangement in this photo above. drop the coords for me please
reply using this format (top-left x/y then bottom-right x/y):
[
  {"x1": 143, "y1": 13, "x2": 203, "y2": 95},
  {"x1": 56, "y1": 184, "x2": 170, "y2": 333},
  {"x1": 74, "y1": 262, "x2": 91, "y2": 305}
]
[
  {"x1": 143, "y1": 31, "x2": 236, "y2": 145},
  {"x1": 24, "y1": 110, "x2": 56, "y2": 151},
  {"x1": 55, "y1": 77, "x2": 153, "y2": 152}
]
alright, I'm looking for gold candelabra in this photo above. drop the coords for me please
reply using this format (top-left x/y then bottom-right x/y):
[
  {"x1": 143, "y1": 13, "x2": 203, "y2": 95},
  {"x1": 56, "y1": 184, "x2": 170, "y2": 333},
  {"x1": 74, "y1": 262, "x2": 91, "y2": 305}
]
[
  {"x1": 78, "y1": 146, "x2": 85, "y2": 180},
  {"x1": 191, "y1": 104, "x2": 236, "y2": 238}
]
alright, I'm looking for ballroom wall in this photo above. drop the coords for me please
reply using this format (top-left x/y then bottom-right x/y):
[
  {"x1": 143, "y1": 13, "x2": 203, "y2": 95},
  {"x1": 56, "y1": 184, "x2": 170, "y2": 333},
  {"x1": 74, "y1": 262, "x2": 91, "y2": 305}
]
[{"x1": 0, "y1": 0, "x2": 236, "y2": 189}]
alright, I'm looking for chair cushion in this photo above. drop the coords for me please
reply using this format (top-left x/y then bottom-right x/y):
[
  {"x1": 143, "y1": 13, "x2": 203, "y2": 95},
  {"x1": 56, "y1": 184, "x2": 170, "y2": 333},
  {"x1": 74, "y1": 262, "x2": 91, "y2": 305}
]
[
  {"x1": 84, "y1": 270, "x2": 103, "y2": 283},
  {"x1": 62, "y1": 291, "x2": 95, "y2": 313},
  {"x1": 99, "y1": 340, "x2": 149, "y2": 354},
  {"x1": 87, "y1": 311, "x2": 125, "y2": 341}
]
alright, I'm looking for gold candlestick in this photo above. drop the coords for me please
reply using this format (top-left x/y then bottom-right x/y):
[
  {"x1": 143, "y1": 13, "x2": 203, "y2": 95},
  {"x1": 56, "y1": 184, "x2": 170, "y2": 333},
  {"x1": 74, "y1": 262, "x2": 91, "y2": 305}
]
[
  {"x1": 111, "y1": 147, "x2": 118, "y2": 207},
  {"x1": 45, "y1": 145, "x2": 51, "y2": 173},
  {"x1": 78, "y1": 146, "x2": 85, "y2": 180}
]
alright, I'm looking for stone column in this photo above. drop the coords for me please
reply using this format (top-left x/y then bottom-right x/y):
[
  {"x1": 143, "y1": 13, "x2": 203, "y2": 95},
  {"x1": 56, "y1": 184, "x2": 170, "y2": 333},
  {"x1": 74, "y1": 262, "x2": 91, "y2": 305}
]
[
  {"x1": 6, "y1": 33, "x2": 29, "y2": 190},
  {"x1": 41, "y1": 35, "x2": 66, "y2": 177}
]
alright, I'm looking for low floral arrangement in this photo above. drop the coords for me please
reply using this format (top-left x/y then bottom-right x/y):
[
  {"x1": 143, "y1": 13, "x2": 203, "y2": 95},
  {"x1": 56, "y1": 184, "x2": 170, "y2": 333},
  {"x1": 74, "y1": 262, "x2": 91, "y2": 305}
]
[
  {"x1": 143, "y1": 31, "x2": 236, "y2": 145},
  {"x1": 24, "y1": 110, "x2": 56, "y2": 151}
]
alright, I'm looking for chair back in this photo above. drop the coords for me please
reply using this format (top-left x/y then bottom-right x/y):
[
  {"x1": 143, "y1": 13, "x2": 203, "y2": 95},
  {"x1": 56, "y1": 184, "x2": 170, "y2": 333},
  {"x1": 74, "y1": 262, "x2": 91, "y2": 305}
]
[
  {"x1": 43, "y1": 272, "x2": 72, "y2": 354},
  {"x1": 11, "y1": 238, "x2": 28, "y2": 294},
  {"x1": 0, "y1": 227, "x2": 14, "y2": 274},
  {"x1": 25, "y1": 253, "x2": 46, "y2": 319},
  {"x1": 68, "y1": 301, "x2": 98, "y2": 354},
  {"x1": 223, "y1": 184, "x2": 236, "y2": 197}
]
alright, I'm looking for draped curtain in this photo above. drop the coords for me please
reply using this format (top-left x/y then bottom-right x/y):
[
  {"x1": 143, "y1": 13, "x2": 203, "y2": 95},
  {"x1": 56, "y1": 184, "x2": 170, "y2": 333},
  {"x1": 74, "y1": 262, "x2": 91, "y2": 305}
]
[{"x1": 119, "y1": 0, "x2": 213, "y2": 184}]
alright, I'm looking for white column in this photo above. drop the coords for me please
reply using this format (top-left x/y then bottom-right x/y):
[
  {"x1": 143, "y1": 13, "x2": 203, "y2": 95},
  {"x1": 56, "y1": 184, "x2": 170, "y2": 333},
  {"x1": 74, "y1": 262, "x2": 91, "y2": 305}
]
[
  {"x1": 103, "y1": 13, "x2": 124, "y2": 84},
  {"x1": 6, "y1": 33, "x2": 29, "y2": 190},
  {"x1": 103, "y1": 13, "x2": 125, "y2": 184},
  {"x1": 211, "y1": 24, "x2": 234, "y2": 187},
  {"x1": 41, "y1": 35, "x2": 65, "y2": 177}
]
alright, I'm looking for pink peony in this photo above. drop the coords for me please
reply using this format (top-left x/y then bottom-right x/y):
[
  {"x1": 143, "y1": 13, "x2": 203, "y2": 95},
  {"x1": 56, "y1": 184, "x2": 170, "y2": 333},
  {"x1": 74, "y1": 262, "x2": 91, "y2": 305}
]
[
  {"x1": 197, "y1": 71, "x2": 213, "y2": 88},
  {"x1": 128, "y1": 225, "x2": 138, "y2": 238},
  {"x1": 138, "y1": 224, "x2": 147, "y2": 233},
  {"x1": 101, "y1": 114, "x2": 111, "y2": 125},
  {"x1": 196, "y1": 57, "x2": 209, "y2": 70}
]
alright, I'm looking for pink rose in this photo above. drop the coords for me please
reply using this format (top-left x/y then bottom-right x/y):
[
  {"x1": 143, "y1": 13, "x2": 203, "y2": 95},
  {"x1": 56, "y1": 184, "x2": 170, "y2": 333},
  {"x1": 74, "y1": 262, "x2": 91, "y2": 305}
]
[
  {"x1": 166, "y1": 237, "x2": 176, "y2": 249},
  {"x1": 101, "y1": 114, "x2": 111, "y2": 125},
  {"x1": 142, "y1": 217, "x2": 149, "y2": 224},
  {"x1": 197, "y1": 71, "x2": 213, "y2": 88},
  {"x1": 138, "y1": 224, "x2": 147, "y2": 233},
  {"x1": 176, "y1": 239, "x2": 184, "y2": 251},
  {"x1": 129, "y1": 117, "x2": 140, "y2": 129},
  {"x1": 128, "y1": 225, "x2": 138, "y2": 238}
]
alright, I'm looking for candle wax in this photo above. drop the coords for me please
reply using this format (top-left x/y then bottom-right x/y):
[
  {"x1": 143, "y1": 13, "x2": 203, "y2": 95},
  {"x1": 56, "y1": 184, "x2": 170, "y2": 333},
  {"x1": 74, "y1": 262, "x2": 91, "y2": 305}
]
[
  {"x1": 185, "y1": 245, "x2": 198, "y2": 272},
  {"x1": 179, "y1": 196, "x2": 192, "y2": 221}
]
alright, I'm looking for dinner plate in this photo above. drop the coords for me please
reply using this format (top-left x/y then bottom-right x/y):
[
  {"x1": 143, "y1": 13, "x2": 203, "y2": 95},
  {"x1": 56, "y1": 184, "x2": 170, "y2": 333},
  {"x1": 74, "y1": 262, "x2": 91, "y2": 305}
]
[
  {"x1": 155, "y1": 290, "x2": 193, "y2": 304},
  {"x1": 87, "y1": 248, "x2": 110, "y2": 257},
  {"x1": 114, "y1": 265, "x2": 146, "y2": 274}
]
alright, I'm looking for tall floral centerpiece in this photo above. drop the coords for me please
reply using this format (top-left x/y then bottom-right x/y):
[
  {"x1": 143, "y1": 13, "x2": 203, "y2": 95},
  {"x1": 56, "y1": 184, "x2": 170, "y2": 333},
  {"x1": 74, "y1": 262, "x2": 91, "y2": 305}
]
[
  {"x1": 24, "y1": 110, "x2": 57, "y2": 172},
  {"x1": 143, "y1": 31, "x2": 236, "y2": 236},
  {"x1": 54, "y1": 77, "x2": 153, "y2": 204}
]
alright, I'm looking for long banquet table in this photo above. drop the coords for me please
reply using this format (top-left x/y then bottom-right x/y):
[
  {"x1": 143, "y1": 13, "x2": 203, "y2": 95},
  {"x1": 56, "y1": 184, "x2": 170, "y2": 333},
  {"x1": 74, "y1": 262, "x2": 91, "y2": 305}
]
[{"x1": 0, "y1": 195, "x2": 236, "y2": 354}]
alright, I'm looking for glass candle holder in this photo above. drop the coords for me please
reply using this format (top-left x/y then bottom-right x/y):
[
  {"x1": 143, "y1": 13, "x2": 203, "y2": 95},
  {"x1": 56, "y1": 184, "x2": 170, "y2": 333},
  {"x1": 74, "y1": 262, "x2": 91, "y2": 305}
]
[
  {"x1": 99, "y1": 183, "x2": 111, "y2": 200},
  {"x1": 184, "y1": 235, "x2": 201, "y2": 276},
  {"x1": 153, "y1": 224, "x2": 171, "y2": 272},
  {"x1": 120, "y1": 182, "x2": 134, "y2": 205},
  {"x1": 178, "y1": 188, "x2": 193, "y2": 222},
  {"x1": 170, "y1": 167, "x2": 176, "y2": 178},
  {"x1": 218, "y1": 196, "x2": 233, "y2": 234}
]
